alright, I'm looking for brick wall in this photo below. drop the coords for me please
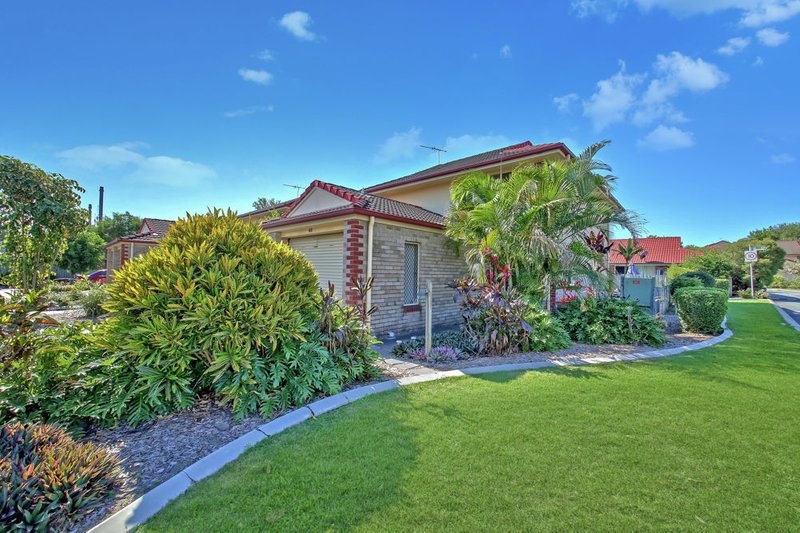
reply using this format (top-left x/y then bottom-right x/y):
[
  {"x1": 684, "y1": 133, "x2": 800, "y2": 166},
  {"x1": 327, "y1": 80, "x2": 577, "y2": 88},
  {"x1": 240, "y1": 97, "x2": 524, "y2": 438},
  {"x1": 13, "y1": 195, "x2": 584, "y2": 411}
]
[
  {"x1": 343, "y1": 219, "x2": 366, "y2": 307},
  {"x1": 369, "y1": 222, "x2": 468, "y2": 336}
]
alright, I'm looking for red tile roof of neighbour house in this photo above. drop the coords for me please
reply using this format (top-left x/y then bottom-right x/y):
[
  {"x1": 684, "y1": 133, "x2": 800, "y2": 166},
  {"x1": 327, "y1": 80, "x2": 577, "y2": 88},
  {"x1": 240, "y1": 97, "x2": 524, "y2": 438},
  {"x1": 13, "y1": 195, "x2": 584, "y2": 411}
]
[
  {"x1": 776, "y1": 239, "x2": 800, "y2": 257},
  {"x1": 263, "y1": 180, "x2": 446, "y2": 230},
  {"x1": 106, "y1": 219, "x2": 175, "y2": 248},
  {"x1": 238, "y1": 200, "x2": 295, "y2": 219},
  {"x1": 609, "y1": 237, "x2": 700, "y2": 265},
  {"x1": 704, "y1": 240, "x2": 731, "y2": 249},
  {"x1": 365, "y1": 141, "x2": 573, "y2": 193}
]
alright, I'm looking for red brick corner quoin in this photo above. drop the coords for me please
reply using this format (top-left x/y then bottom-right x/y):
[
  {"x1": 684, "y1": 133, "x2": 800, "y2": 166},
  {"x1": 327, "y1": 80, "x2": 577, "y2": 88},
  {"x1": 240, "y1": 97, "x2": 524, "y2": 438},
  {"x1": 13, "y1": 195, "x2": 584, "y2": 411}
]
[
  {"x1": 344, "y1": 219, "x2": 365, "y2": 307},
  {"x1": 88, "y1": 319, "x2": 733, "y2": 533}
]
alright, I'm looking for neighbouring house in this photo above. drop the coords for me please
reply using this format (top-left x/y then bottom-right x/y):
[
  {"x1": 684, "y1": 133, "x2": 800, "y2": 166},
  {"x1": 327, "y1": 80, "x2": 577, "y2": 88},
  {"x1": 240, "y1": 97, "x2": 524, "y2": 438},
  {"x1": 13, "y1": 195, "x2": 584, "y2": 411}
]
[
  {"x1": 105, "y1": 218, "x2": 175, "y2": 279},
  {"x1": 238, "y1": 200, "x2": 294, "y2": 225},
  {"x1": 776, "y1": 239, "x2": 800, "y2": 280},
  {"x1": 261, "y1": 141, "x2": 574, "y2": 336},
  {"x1": 704, "y1": 240, "x2": 731, "y2": 250},
  {"x1": 609, "y1": 236, "x2": 699, "y2": 277}
]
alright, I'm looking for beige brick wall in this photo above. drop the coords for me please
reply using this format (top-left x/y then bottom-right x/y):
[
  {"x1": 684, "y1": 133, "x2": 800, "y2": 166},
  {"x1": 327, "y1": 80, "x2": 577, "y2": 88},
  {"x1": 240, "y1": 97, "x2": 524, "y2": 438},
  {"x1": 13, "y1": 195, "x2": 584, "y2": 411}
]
[{"x1": 369, "y1": 222, "x2": 468, "y2": 336}]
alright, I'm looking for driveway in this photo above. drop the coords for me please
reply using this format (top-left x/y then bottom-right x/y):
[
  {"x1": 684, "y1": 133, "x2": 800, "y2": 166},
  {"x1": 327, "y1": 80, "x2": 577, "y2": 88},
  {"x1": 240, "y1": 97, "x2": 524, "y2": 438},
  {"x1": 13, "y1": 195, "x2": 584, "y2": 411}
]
[{"x1": 768, "y1": 288, "x2": 800, "y2": 327}]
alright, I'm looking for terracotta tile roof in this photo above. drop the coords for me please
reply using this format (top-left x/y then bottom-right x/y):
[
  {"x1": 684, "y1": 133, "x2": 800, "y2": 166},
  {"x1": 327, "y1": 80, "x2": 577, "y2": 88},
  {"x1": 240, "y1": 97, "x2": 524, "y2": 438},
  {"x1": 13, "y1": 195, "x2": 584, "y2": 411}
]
[
  {"x1": 365, "y1": 141, "x2": 572, "y2": 193},
  {"x1": 141, "y1": 218, "x2": 175, "y2": 235},
  {"x1": 609, "y1": 237, "x2": 700, "y2": 265},
  {"x1": 264, "y1": 180, "x2": 445, "y2": 229},
  {"x1": 776, "y1": 239, "x2": 800, "y2": 256},
  {"x1": 106, "y1": 218, "x2": 175, "y2": 247},
  {"x1": 238, "y1": 200, "x2": 295, "y2": 219}
]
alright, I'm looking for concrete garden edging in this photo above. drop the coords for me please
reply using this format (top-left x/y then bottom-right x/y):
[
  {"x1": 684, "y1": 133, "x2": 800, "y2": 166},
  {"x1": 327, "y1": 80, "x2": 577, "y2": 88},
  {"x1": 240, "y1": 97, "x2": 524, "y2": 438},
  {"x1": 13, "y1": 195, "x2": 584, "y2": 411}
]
[{"x1": 88, "y1": 319, "x2": 732, "y2": 533}]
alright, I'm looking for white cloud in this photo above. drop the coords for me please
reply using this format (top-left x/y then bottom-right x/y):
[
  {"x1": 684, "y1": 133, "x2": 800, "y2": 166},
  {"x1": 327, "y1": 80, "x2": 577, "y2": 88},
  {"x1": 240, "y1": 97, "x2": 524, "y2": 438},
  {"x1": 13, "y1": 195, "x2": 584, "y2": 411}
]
[
  {"x1": 500, "y1": 44, "x2": 512, "y2": 58},
  {"x1": 571, "y1": 0, "x2": 800, "y2": 27},
  {"x1": 633, "y1": 52, "x2": 728, "y2": 125},
  {"x1": 753, "y1": 55, "x2": 765, "y2": 65},
  {"x1": 741, "y1": 1, "x2": 800, "y2": 26},
  {"x1": 238, "y1": 68, "x2": 273, "y2": 85},
  {"x1": 224, "y1": 105, "x2": 274, "y2": 118},
  {"x1": 442, "y1": 133, "x2": 512, "y2": 159},
  {"x1": 553, "y1": 93, "x2": 580, "y2": 113},
  {"x1": 256, "y1": 49, "x2": 275, "y2": 61},
  {"x1": 637, "y1": 125, "x2": 695, "y2": 151},
  {"x1": 756, "y1": 27, "x2": 790, "y2": 45},
  {"x1": 57, "y1": 143, "x2": 216, "y2": 187},
  {"x1": 582, "y1": 62, "x2": 645, "y2": 131},
  {"x1": 717, "y1": 36, "x2": 751, "y2": 55},
  {"x1": 771, "y1": 153, "x2": 796, "y2": 164},
  {"x1": 374, "y1": 127, "x2": 423, "y2": 163},
  {"x1": 280, "y1": 11, "x2": 316, "y2": 41}
]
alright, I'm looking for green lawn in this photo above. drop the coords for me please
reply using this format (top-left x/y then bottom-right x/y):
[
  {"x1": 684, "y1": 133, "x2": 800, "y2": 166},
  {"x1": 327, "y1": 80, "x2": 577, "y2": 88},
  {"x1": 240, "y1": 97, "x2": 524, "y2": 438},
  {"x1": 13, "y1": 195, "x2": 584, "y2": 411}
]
[{"x1": 141, "y1": 301, "x2": 800, "y2": 531}]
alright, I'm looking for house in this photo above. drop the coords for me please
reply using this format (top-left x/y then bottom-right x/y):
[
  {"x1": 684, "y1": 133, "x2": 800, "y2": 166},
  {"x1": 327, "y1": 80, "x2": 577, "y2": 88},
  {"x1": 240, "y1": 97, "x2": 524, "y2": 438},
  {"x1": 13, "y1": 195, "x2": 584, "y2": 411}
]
[
  {"x1": 608, "y1": 237, "x2": 699, "y2": 277},
  {"x1": 105, "y1": 218, "x2": 175, "y2": 278},
  {"x1": 261, "y1": 141, "x2": 573, "y2": 336},
  {"x1": 238, "y1": 200, "x2": 294, "y2": 225},
  {"x1": 776, "y1": 239, "x2": 800, "y2": 280},
  {"x1": 704, "y1": 240, "x2": 731, "y2": 250}
]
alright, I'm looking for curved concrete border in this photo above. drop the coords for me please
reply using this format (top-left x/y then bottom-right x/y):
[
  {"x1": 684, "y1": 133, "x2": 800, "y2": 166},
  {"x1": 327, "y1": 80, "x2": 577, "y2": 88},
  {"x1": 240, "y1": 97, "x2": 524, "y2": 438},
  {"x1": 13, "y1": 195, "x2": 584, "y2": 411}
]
[
  {"x1": 89, "y1": 320, "x2": 732, "y2": 532},
  {"x1": 771, "y1": 300, "x2": 800, "y2": 333}
]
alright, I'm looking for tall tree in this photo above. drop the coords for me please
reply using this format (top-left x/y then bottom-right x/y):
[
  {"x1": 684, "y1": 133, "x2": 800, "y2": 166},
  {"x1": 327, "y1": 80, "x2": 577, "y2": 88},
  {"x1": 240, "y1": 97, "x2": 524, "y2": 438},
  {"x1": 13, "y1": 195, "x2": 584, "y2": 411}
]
[
  {"x1": 58, "y1": 230, "x2": 106, "y2": 273},
  {"x1": 748, "y1": 222, "x2": 800, "y2": 241},
  {"x1": 446, "y1": 141, "x2": 642, "y2": 302},
  {"x1": 252, "y1": 197, "x2": 282, "y2": 211},
  {"x1": 93, "y1": 211, "x2": 142, "y2": 242},
  {"x1": 0, "y1": 156, "x2": 87, "y2": 290}
]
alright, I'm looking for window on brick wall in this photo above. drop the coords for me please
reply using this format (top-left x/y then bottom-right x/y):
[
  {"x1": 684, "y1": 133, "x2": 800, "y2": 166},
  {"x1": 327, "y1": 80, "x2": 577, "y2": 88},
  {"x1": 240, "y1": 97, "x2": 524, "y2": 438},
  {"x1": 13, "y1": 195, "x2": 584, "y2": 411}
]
[{"x1": 403, "y1": 242, "x2": 419, "y2": 305}]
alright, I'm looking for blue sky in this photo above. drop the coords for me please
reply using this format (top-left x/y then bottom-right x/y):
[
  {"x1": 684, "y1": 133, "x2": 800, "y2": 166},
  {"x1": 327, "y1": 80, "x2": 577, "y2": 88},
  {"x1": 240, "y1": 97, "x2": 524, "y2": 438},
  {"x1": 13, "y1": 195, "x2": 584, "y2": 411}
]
[{"x1": 2, "y1": 1, "x2": 797, "y2": 246}]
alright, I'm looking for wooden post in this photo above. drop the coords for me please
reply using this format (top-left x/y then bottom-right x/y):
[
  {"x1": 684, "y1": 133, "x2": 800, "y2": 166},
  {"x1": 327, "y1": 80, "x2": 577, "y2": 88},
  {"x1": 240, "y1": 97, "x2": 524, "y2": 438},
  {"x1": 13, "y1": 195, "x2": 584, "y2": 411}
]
[{"x1": 425, "y1": 280, "x2": 433, "y2": 356}]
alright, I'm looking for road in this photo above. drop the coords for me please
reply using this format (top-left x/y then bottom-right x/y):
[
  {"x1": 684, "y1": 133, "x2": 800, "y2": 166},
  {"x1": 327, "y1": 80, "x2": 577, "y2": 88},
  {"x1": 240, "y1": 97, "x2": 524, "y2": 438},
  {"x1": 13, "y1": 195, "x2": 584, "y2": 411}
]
[{"x1": 768, "y1": 289, "x2": 800, "y2": 327}]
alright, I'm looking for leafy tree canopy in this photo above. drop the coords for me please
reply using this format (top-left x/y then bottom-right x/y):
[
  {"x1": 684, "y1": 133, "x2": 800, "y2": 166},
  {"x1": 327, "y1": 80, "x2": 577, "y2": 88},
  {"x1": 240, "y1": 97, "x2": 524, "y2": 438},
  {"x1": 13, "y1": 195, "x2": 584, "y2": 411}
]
[
  {"x1": 748, "y1": 222, "x2": 800, "y2": 241},
  {"x1": 252, "y1": 197, "x2": 282, "y2": 211},
  {"x1": 58, "y1": 230, "x2": 106, "y2": 274},
  {"x1": 0, "y1": 156, "x2": 86, "y2": 289},
  {"x1": 93, "y1": 211, "x2": 142, "y2": 242}
]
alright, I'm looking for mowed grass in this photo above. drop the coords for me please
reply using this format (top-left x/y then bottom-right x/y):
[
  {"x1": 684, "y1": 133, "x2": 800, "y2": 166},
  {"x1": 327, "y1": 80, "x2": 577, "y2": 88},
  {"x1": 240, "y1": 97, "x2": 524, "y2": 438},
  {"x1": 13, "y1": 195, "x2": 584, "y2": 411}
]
[{"x1": 141, "y1": 301, "x2": 800, "y2": 531}]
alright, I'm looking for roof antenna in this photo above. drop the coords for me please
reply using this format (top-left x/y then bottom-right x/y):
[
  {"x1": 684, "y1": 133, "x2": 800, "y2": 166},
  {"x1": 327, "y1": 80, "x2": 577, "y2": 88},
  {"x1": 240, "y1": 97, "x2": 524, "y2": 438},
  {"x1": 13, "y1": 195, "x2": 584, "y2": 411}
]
[
  {"x1": 283, "y1": 184, "x2": 304, "y2": 195},
  {"x1": 420, "y1": 145, "x2": 447, "y2": 165}
]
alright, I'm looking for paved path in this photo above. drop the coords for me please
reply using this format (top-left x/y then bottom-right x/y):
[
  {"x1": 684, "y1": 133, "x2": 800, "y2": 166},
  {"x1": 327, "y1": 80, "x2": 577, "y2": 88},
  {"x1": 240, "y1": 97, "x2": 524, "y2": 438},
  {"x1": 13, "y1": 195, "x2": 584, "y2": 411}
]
[{"x1": 768, "y1": 289, "x2": 800, "y2": 328}]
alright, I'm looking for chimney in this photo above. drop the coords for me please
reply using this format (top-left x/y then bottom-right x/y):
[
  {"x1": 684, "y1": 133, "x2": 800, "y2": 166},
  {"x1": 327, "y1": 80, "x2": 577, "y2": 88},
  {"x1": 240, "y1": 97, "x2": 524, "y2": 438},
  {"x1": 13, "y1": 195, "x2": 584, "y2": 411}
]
[
  {"x1": 98, "y1": 186, "x2": 105, "y2": 222},
  {"x1": 88, "y1": 204, "x2": 93, "y2": 225}
]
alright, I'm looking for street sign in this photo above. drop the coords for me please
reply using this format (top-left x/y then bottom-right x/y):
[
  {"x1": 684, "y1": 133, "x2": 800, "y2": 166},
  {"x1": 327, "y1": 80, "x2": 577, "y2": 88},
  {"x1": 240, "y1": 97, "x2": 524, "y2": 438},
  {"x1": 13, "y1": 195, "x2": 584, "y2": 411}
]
[{"x1": 744, "y1": 250, "x2": 758, "y2": 263}]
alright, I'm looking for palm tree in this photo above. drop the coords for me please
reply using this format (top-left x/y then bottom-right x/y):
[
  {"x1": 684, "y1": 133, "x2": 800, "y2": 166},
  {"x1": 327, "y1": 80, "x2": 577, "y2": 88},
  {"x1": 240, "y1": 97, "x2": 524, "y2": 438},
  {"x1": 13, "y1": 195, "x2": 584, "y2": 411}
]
[
  {"x1": 615, "y1": 238, "x2": 645, "y2": 275},
  {"x1": 446, "y1": 141, "x2": 642, "y2": 307}
]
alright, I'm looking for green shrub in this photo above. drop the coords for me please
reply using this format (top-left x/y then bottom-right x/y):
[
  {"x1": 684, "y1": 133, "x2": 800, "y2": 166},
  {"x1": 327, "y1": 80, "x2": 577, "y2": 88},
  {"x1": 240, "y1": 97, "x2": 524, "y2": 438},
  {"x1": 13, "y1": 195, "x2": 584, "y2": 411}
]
[
  {"x1": 735, "y1": 289, "x2": 767, "y2": 299},
  {"x1": 682, "y1": 271, "x2": 715, "y2": 288},
  {"x1": 714, "y1": 278, "x2": 731, "y2": 294},
  {"x1": 557, "y1": 297, "x2": 666, "y2": 347},
  {"x1": 102, "y1": 210, "x2": 328, "y2": 424},
  {"x1": 670, "y1": 275, "x2": 703, "y2": 295},
  {"x1": 674, "y1": 287, "x2": 728, "y2": 334},
  {"x1": 522, "y1": 307, "x2": 572, "y2": 352},
  {"x1": 0, "y1": 422, "x2": 120, "y2": 531},
  {"x1": 770, "y1": 274, "x2": 787, "y2": 288},
  {"x1": 789, "y1": 278, "x2": 800, "y2": 289},
  {"x1": 79, "y1": 286, "x2": 108, "y2": 318}
]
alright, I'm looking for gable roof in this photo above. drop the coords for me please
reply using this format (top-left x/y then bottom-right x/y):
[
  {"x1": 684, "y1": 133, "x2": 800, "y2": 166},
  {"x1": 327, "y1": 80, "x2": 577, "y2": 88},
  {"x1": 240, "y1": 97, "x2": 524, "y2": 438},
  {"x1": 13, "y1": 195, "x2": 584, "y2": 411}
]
[
  {"x1": 238, "y1": 199, "x2": 295, "y2": 219},
  {"x1": 365, "y1": 141, "x2": 573, "y2": 193},
  {"x1": 106, "y1": 218, "x2": 175, "y2": 248},
  {"x1": 140, "y1": 218, "x2": 175, "y2": 235},
  {"x1": 609, "y1": 237, "x2": 700, "y2": 265},
  {"x1": 776, "y1": 239, "x2": 800, "y2": 256},
  {"x1": 704, "y1": 240, "x2": 731, "y2": 249},
  {"x1": 263, "y1": 180, "x2": 445, "y2": 230}
]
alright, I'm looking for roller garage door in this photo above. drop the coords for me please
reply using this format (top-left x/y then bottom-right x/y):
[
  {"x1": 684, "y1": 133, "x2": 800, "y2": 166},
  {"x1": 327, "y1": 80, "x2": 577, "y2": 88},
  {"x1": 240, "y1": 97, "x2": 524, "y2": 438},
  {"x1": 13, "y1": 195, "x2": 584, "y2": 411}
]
[{"x1": 288, "y1": 233, "x2": 344, "y2": 295}]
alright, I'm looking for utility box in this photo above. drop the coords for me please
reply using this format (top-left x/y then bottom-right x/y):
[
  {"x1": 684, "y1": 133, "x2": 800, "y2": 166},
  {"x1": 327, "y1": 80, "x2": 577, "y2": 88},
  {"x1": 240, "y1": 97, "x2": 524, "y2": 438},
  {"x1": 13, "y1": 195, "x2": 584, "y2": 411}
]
[{"x1": 623, "y1": 277, "x2": 656, "y2": 312}]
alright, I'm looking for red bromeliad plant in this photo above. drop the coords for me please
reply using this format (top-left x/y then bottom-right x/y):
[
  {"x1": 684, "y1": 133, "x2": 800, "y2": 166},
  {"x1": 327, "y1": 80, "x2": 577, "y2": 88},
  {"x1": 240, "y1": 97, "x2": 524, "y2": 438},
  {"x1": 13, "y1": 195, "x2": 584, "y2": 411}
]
[{"x1": 450, "y1": 250, "x2": 535, "y2": 355}]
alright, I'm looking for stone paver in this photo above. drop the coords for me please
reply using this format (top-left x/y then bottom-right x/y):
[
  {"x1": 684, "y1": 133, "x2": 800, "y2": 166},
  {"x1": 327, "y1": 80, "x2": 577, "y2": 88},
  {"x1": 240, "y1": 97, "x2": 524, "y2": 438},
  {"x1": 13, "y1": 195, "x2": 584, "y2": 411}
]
[
  {"x1": 88, "y1": 472, "x2": 192, "y2": 532},
  {"x1": 183, "y1": 430, "x2": 267, "y2": 482},
  {"x1": 258, "y1": 407, "x2": 313, "y2": 436}
]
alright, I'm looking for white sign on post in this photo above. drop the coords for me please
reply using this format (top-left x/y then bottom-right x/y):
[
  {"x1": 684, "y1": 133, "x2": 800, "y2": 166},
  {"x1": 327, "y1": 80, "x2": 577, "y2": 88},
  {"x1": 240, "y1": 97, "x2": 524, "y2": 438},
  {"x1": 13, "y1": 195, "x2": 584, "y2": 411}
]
[{"x1": 744, "y1": 250, "x2": 758, "y2": 263}]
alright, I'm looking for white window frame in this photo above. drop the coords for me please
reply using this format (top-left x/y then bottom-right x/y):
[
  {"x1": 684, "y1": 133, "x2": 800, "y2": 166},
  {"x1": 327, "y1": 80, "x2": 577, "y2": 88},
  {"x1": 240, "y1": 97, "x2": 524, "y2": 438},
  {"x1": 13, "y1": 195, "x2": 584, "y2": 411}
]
[{"x1": 403, "y1": 242, "x2": 420, "y2": 306}]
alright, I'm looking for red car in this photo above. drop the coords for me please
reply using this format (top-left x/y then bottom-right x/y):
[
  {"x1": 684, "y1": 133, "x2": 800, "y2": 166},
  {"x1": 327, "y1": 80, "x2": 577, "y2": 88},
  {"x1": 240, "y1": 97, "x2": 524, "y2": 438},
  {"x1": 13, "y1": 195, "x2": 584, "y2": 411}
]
[{"x1": 87, "y1": 269, "x2": 107, "y2": 284}]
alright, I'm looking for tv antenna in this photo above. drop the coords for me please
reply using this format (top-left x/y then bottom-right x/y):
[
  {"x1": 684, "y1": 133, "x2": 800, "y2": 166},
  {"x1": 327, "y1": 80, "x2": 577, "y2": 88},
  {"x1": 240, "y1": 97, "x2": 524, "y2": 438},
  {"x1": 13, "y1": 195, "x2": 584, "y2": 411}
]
[
  {"x1": 420, "y1": 145, "x2": 447, "y2": 164},
  {"x1": 283, "y1": 184, "x2": 304, "y2": 195}
]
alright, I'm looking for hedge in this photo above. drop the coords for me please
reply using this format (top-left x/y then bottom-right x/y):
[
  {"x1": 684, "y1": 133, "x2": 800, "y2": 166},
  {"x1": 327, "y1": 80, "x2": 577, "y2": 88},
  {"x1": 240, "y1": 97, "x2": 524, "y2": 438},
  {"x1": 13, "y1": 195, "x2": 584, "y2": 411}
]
[{"x1": 673, "y1": 287, "x2": 728, "y2": 335}]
